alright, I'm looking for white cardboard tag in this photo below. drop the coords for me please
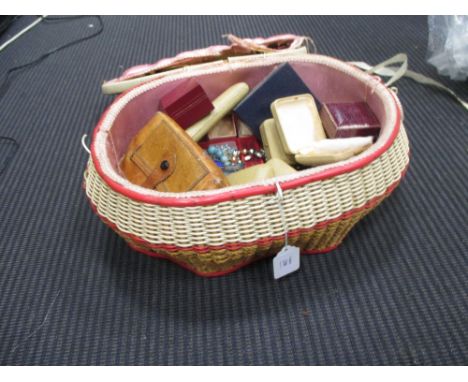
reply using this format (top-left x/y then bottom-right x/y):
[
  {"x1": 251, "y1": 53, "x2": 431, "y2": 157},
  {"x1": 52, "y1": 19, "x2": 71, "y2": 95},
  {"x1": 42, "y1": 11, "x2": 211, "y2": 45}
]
[{"x1": 273, "y1": 245, "x2": 300, "y2": 279}]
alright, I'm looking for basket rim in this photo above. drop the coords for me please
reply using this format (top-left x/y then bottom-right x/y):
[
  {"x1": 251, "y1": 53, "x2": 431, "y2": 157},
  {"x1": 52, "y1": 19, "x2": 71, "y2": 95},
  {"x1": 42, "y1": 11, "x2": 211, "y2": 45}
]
[
  {"x1": 85, "y1": 160, "x2": 408, "y2": 251},
  {"x1": 90, "y1": 54, "x2": 402, "y2": 207}
]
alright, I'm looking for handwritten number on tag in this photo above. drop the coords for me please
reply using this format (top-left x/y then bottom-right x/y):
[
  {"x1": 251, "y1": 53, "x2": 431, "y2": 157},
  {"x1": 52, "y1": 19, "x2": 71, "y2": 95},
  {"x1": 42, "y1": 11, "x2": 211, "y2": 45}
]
[{"x1": 273, "y1": 245, "x2": 300, "y2": 279}]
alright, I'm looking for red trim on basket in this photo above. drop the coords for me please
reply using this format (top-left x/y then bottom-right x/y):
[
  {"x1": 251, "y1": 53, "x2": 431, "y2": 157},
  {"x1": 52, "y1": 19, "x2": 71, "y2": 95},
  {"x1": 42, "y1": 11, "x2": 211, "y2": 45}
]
[
  {"x1": 126, "y1": 243, "x2": 269, "y2": 278},
  {"x1": 90, "y1": 66, "x2": 403, "y2": 207},
  {"x1": 84, "y1": 162, "x2": 408, "y2": 276},
  {"x1": 126, "y1": 242, "x2": 336, "y2": 278},
  {"x1": 301, "y1": 245, "x2": 339, "y2": 255}
]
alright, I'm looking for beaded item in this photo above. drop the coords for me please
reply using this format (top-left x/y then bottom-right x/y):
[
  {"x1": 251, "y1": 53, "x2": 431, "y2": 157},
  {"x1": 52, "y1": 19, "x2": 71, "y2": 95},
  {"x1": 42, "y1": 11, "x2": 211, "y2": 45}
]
[{"x1": 207, "y1": 143, "x2": 265, "y2": 173}]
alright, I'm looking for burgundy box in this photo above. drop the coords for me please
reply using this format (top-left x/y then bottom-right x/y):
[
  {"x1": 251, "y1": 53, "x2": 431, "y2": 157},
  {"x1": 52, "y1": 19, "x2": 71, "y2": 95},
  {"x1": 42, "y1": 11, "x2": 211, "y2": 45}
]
[
  {"x1": 160, "y1": 80, "x2": 214, "y2": 129},
  {"x1": 320, "y1": 102, "x2": 381, "y2": 139}
]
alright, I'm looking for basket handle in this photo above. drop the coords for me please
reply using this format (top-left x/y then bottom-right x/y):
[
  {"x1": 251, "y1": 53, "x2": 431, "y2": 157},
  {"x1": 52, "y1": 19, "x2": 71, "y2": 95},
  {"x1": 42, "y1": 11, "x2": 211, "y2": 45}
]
[{"x1": 81, "y1": 134, "x2": 91, "y2": 155}]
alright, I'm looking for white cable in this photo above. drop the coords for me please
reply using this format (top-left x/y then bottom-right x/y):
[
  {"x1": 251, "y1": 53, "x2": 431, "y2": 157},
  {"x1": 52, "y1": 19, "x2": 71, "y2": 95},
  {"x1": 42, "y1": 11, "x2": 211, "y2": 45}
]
[{"x1": 0, "y1": 16, "x2": 47, "y2": 53}]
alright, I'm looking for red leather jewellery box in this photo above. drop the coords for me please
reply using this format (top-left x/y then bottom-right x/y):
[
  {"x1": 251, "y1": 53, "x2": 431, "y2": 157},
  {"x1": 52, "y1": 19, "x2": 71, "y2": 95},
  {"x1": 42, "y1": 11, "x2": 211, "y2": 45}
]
[
  {"x1": 320, "y1": 102, "x2": 381, "y2": 139},
  {"x1": 160, "y1": 79, "x2": 214, "y2": 129}
]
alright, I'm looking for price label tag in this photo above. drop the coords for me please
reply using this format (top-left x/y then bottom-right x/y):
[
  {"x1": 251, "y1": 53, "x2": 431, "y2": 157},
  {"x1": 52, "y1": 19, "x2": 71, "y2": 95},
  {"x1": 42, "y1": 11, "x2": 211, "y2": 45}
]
[{"x1": 273, "y1": 245, "x2": 300, "y2": 279}]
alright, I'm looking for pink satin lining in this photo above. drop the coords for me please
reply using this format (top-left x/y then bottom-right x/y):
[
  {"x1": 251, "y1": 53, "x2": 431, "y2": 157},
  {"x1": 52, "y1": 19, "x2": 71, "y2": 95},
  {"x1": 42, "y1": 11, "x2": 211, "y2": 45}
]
[{"x1": 106, "y1": 62, "x2": 387, "y2": 173}]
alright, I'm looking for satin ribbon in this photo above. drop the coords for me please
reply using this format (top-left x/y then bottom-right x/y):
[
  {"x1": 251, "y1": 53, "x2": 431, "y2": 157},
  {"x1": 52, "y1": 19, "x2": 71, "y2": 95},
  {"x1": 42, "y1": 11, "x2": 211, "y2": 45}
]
[{"x1": 350, "y1": 53, "x2": 468, "y2": 111}]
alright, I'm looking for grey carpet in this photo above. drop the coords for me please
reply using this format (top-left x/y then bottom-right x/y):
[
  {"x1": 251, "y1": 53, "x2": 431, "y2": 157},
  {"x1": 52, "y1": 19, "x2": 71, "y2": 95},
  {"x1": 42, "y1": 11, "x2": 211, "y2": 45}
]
[{"x1": 0, "y1": 16, "x2": 466, "y2": 365}]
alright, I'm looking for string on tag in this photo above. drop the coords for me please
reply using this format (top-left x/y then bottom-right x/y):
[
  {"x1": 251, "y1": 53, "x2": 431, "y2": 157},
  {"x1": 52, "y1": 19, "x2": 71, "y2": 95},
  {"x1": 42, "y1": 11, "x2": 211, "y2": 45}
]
[
  {"x1": 270, "y1": 181, "x2": 301, "y2": 279},
  {"x1": 273, "y1": 181, "x2": 288, "y2": 247}
]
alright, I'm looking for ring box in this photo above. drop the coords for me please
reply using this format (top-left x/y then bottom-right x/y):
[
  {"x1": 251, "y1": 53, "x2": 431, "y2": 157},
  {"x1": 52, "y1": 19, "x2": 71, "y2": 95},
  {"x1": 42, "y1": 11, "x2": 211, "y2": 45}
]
[
  {"x1": 259, "y1": 119, "x2": 295, "y2": 165},
  {"x1": 207, "y1": 115, "x2": 237, "y2": 140},
  {"x1": 271, "y1": 94, "x2": 325, "y2": 155},
  {"x1": 320, "y1": 102, "x2": 381, "y2": 139},
  {"x1": 206, "y1": 114, "x2": 253, "y2": 140},
  {"x1": 160, "y1": 79, "x2": 214, "y2": 129}
]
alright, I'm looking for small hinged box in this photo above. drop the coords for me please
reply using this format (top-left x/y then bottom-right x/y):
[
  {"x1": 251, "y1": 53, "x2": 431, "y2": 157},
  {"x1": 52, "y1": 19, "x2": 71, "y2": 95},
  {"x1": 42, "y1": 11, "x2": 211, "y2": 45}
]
[
  {"x1": 271, "y1": 94, "x2": 325, "y2": 155},
  {"x1": 320, "y1": 102, "x2": 381, "y2": 139},
  {"x1": 160, "y1": 80, "x2": 214, "y2": 129}
]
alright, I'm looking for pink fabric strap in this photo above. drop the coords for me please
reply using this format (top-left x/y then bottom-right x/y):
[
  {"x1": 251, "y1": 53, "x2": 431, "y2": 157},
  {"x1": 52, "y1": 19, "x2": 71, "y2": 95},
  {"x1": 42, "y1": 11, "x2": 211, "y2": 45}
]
[{"x1": 116, "y1": 34, "x2": 310, "y2": 82}]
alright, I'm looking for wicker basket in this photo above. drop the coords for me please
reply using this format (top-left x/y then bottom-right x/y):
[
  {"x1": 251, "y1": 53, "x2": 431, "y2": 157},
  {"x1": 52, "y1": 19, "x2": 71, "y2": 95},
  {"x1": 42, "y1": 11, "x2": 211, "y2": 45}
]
[{"x1": 83, "y1": 53, "x2": 410, "y2": 276}]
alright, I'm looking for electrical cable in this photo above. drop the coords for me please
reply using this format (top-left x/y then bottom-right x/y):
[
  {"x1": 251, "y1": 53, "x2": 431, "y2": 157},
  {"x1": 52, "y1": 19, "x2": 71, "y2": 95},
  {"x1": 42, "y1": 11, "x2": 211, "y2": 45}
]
[
  {"x1": 0, "y1": 15, "x2": 104, "y2": 177},
  {"x1": 0, "y1": 15, "x2": 104, "y2": 101},
  {"x1": 0, "y1": 16, "x2": 20, "y2": 37}
]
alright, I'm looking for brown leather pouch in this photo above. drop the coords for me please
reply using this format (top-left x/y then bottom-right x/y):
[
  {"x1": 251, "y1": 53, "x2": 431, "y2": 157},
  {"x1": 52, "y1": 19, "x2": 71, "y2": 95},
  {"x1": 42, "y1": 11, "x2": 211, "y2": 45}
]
[{"x1": 120, "y1": 112, "x2": 229, "y2": 192}]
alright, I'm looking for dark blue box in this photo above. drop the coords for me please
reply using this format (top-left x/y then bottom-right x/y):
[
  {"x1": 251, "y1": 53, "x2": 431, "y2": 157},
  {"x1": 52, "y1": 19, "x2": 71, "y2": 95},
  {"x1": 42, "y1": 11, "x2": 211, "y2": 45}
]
[{"x1": 233, "y1": 63, "x2": 315, "y2": 139}]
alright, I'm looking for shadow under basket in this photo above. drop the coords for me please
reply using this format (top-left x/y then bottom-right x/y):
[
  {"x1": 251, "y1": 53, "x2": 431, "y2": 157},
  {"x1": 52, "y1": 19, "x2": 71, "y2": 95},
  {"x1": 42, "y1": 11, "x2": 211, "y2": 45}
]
[{"x1": 84, "y1": 54, "x2": 410, "y2": 277}]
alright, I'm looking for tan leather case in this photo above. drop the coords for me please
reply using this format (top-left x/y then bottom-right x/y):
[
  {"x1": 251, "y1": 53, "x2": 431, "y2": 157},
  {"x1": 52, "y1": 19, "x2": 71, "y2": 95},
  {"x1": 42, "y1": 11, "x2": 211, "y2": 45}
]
[
  {"x1": 120, "y1": 112, "x2": 229, "y2": 192},
  {"x1": 259, "y1": 119, "x2": 295, "y2": 165}
]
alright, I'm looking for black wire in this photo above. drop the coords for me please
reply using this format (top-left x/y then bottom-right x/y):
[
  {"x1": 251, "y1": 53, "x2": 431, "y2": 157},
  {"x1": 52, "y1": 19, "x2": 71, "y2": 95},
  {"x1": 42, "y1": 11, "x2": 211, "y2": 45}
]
[
  {"x1": 0, "y1": 15, "x2": 104, "y2": 177},
  {"x1": 0, "y1": 16, "x2": 20, "y2": 35},
  {"x1": 0, "y1": 15, "x2": 104, "y2": 101}
]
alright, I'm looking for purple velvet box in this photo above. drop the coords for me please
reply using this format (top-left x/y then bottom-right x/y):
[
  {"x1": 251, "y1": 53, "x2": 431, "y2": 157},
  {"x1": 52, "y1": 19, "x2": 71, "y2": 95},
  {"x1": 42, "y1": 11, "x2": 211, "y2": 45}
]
[
  {"x1": 320, "y1": 102, "x2": 381, "y2": 139},
  {"x1": 160, "y1": 80, "x2": 214, "y2": 129}
]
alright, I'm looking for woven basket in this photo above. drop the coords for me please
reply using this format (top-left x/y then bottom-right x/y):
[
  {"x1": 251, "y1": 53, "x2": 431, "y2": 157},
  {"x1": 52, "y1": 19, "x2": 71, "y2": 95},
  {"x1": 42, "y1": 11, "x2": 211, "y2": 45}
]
[{"x1": 83, "y1": 53, "x2": 410, "y2": 276}]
